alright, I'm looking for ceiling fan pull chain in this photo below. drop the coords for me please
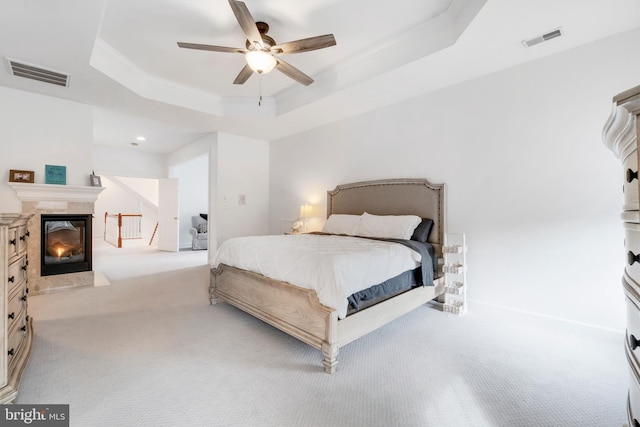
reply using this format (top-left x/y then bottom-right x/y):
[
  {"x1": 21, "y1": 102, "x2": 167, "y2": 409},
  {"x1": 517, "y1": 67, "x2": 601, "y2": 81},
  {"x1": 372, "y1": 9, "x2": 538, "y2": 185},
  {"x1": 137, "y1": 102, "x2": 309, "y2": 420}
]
[{"x1": 258, "y1": 73, "x2": 263, "y2": 107}]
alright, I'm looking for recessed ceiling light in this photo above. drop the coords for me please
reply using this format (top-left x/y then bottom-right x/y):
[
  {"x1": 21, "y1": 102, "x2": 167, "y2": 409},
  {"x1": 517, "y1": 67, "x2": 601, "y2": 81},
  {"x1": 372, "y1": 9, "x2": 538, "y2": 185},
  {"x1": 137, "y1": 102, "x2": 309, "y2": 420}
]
[{"x1": 131, "y1": 136, "x2": 145, "y2": 146}]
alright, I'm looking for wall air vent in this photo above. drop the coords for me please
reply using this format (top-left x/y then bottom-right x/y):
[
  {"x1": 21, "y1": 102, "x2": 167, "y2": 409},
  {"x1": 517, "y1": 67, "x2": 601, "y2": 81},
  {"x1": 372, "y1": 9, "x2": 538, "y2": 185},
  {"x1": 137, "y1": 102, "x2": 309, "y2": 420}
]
[
  {"x1": 5, "y1": 58, "x2": 69, "y2": 87},
  {"x1": 522, "y1": 27, "x2": 564, "y2": 48}
]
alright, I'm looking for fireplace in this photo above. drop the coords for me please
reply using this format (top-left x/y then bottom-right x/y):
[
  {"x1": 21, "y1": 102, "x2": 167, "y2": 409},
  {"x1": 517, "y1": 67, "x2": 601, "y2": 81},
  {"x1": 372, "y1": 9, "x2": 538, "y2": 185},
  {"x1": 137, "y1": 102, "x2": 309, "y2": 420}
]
[{"x1": 41, "y1": 214, "x2": 92, "y2": 276}]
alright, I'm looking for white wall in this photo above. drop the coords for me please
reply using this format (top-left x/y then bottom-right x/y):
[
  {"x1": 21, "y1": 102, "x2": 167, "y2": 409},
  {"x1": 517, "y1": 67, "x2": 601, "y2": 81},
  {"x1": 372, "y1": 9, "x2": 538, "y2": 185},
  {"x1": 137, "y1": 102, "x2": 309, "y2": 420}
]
[
  {"x1": 269, "y1": 28, "x2": 640, "y2": 331},
  {"x1": 171, "y1": 154, "x2": 208, "y2": 249},
  {"x1": 92, "y1": 145, "x2": 167, "y2": 179},
  {"x1": 215, "y1": 133, "x2": 269, "y2": 246},
  {"x1": 168, "y1": 134, "x2": 216, "y2": 252},
  {"x1": 0, "y1": 87, "x2": 93, "y2": 213}
]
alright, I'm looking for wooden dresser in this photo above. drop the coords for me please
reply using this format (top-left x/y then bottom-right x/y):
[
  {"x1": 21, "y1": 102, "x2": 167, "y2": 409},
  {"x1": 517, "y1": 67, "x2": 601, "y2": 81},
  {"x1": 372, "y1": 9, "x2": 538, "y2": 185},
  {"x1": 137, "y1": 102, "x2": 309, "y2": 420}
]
[
  {"x1": 0, "y1": 214, "x2": 33, "y2": 403},
  {"x1": 603, "y1": 85, "x2": 640, "y2": 425}
]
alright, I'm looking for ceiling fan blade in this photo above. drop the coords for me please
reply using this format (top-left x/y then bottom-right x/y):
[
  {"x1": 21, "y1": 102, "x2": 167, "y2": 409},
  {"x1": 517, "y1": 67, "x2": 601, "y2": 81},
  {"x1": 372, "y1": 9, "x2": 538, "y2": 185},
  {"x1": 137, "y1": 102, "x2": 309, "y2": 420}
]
[
  {"x1": 177, "y1": 42, "x2": 246, "y2": 54},
  {"x1": 228, "y1": 0, "x2": 263, "y2": 49},
  {"x1": 233, "y1": 64, "x2": 254, "y2": 85},
  {"x1": 272, "y1": 34, "x2": 336, "y2": 54},
  {"x1": 275, "y1": 58, "x2": 313, "y2": 86}
]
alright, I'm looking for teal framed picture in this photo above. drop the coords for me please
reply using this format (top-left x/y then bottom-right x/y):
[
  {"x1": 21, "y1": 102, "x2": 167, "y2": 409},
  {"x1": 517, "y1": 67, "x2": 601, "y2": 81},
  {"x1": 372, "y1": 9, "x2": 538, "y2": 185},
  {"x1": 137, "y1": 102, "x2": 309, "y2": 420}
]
[{"x1": 45, "y1": 165, "x2": 66, "y2": 185}]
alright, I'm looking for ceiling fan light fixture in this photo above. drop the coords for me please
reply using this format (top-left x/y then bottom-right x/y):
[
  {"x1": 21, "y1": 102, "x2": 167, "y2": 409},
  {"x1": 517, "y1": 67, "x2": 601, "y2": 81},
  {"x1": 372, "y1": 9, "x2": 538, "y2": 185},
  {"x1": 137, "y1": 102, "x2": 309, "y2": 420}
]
[
  {"x1": 178, "y1": 1, "x2": 336, "y2": 86},
  {"x1": 245, "y1": 50, "x2": 276, "y2": 74}
]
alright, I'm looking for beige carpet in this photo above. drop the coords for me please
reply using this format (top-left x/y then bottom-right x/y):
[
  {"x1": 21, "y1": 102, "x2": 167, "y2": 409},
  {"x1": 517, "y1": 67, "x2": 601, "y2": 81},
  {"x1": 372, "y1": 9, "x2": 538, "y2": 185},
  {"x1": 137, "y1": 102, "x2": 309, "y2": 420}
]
[{"x1": 16, "y1": 241, "x2": 627, "y2": 426}]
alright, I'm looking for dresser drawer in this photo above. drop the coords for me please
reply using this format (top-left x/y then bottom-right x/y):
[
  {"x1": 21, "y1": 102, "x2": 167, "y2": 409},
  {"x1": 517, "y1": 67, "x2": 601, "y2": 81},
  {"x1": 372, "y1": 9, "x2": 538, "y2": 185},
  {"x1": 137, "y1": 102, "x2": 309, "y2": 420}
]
[
  {"x1": 6, "y1": 310, "x2": 25, "y2": 355},
  {"x1": 626, "y1": 306, "x2": 640, "y2": 425},
  {"x1": 625, "y1": 223, "x2": 640, "y2": 283},
  {"x1": 623, "y1": 148, "x2": 640, "y2": 211},
  {"x1": 7, "y1": 288, "x2": 26, "y2": 331},
  {"x1": 623, "y1": 272, "x2": 640, "y2": 372},
  {"x1": 7, "y1": 293, "x2": 24, "y2": 329},
  {"x1": 6, "y1": 226, "x2": 18, "y2": 260},
  {"x1": 6, "y1": 256, "x2": 26, "y2": 294},
  {"x1": 627, "y1": 296, "x2": 640, "y2": 372},
  {"x1": 16, "y1": 225, "x2": 28, "y2": 255},
  {"x1": 7, "y1": 319, "x2": 27, "y2": 373}
]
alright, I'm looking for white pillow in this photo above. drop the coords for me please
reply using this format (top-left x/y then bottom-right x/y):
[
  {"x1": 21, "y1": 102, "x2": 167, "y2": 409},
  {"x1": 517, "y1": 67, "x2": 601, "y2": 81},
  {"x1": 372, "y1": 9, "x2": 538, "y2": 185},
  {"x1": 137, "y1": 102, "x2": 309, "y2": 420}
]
[
  {"x1": 354, "y1": 212, "x2": 422, "y2": 240},
  {"x1": 322, "y1": 214, "x2": 362, "y2": 235}
]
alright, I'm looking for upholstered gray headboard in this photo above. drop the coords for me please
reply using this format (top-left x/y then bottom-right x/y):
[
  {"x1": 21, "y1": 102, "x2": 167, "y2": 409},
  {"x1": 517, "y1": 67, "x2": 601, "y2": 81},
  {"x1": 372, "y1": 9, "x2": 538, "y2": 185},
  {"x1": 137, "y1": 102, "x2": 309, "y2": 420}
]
[{"x1": 326, "y1": 178, "x2": 446, "y2": 253}]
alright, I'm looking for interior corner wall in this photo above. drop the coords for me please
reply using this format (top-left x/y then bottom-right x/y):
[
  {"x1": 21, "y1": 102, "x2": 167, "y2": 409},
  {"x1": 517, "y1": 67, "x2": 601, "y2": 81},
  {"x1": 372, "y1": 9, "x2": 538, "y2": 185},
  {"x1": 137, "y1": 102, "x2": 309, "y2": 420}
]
[
  {"x1": 92, "y1": 145, "x2": 167, "y2": 179},
  {"x1": 214, "y1": 133, "x2": 269, "y2": 248},
  {"x1": 167, "y1": 133, "x2": 217, "y2": 253},
  {"x1": 269, "y1": 27, "x2": 640, "y2": 331},
  {"x1": 170, "y1": 154, "x2": 209, "y2": 249},
  {"x1": 0, "y1": 86, "x2": 93, "y2": 213}
]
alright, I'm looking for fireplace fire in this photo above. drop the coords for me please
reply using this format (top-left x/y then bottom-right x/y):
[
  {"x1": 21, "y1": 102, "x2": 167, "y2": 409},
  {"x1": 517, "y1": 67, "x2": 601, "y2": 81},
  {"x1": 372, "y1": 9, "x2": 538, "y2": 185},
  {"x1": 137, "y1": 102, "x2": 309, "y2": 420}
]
[{"x1": 41, "y1": 214, "x2": 92, "y2": 276}]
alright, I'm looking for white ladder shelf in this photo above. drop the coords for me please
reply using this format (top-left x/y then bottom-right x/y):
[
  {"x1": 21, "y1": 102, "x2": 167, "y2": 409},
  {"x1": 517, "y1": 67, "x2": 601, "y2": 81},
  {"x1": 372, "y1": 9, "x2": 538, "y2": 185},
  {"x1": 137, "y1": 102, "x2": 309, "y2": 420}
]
[{"x1": 442, "y1": 233, "x2": 467, "y2": 315}]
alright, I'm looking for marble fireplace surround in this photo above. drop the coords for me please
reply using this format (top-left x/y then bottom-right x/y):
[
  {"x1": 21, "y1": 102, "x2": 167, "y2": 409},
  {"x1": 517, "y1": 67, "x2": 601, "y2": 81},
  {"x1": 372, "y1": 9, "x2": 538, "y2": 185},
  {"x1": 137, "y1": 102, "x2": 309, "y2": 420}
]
[{"x1": 9, "y1": 183, "x2": 104, "y2": 294}]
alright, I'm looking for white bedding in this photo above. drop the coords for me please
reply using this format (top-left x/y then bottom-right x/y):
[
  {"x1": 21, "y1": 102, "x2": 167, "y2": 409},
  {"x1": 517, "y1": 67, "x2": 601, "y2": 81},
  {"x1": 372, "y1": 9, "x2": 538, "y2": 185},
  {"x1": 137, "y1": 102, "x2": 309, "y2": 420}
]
[{"x1": 213, "y1": 234, "x2": 421, "y2": 319}]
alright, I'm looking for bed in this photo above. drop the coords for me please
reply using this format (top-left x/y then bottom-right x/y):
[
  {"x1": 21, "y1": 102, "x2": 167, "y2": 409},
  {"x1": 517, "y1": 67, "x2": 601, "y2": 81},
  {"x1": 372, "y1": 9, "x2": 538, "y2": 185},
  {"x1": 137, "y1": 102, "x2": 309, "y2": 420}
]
[{"x1": 210, "y1": 178, "x2": 446, "y2": 373}]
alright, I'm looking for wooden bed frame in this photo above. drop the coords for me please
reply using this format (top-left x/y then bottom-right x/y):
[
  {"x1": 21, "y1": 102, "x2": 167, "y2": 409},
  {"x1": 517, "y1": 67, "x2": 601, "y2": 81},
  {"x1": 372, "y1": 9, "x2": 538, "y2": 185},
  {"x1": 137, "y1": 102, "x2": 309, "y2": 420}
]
[{"x1": 210, "y1": 178, "x2": 447, "y2": 373}]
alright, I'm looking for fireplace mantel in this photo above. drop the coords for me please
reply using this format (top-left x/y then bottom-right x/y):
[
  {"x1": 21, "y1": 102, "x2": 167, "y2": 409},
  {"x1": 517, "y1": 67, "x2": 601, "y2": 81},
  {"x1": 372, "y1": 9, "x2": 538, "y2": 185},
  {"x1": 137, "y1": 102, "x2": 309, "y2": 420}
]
[{"x1": 9, "y1": 183, "x2": 104, "y2": 203}]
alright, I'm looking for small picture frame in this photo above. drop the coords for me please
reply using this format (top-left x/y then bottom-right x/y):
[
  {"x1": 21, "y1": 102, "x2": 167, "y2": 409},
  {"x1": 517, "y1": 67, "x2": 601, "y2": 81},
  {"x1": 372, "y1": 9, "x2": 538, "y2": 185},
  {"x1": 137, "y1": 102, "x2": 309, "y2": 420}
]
[
  {"x1": 90, "y1": 174, "x2": 102, "y2": 187},
  {"x1": 45, "y1": 165, "x2": 66, "y2": 185},
  {"x1": 9, "y1": 169, "x2": 34, "y2": 183}
]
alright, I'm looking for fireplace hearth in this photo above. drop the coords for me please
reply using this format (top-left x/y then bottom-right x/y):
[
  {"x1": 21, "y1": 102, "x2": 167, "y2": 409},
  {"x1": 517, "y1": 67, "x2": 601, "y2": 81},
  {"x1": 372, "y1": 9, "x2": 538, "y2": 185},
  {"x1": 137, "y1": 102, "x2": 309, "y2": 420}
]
[{"x1": 41, "y1": 214, "x2": 92, "y2": 276}]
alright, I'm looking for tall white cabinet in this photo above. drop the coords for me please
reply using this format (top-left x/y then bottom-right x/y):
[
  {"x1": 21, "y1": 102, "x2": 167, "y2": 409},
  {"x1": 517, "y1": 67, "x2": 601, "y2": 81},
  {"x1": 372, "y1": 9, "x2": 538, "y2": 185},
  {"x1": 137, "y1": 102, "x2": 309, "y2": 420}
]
[
  {"x1": 0, "y1": 214, "x2": 33, "y2": 403},
  {"x1": 603, "y1": 84, "x2": 640, "y2": 426}
]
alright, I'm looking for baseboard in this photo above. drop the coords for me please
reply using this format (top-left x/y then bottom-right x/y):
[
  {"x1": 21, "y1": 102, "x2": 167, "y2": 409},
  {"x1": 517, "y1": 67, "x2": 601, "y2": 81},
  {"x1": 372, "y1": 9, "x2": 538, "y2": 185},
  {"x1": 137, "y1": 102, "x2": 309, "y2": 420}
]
[{"x1": 468, "y1": 299, "x2": 625, "y2": 334}]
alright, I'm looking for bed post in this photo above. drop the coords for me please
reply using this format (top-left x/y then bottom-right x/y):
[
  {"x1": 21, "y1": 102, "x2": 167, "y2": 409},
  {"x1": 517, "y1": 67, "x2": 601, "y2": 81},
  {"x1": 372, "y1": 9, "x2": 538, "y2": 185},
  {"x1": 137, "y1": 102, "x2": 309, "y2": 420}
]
[
  {"x1": 210, "y1": 267, "x2": 220, "y2": 305},
  {"x1": 322, "y1": 342, "x2": 338, "y2": 373},
  {"x1": 322, "y1": 311, "x2": 339, "y2": 373}
]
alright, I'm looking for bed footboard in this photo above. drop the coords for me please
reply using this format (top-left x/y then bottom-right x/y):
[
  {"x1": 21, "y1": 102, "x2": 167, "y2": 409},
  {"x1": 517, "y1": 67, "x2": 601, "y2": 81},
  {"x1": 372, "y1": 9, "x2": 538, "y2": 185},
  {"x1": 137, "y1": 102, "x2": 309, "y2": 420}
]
[
  {"x1": 211, "y1": 264, "x2": 444, "y2": 373},
  {"x1": 211, "y1": 264, "x2": 339, "y2": 373}
]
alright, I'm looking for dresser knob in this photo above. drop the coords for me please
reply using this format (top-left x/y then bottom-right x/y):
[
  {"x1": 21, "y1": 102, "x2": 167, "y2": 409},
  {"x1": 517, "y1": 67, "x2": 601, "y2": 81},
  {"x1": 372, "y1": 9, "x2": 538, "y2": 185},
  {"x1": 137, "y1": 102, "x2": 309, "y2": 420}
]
[
  {"x1": 19, "y1": 235, "x2": 25, "y2": 241},
  {"x1": 8, "y1": 276, "x2": 14, "y2": 283},
  {"x1": 9, "y1": 238, "x2": 15, "y2": 246},
  {"x1": 20, "y1": 295, "x2": 27, "y2": 302},
  {"x1": 7, "y1": 348, "x2": 14, "y2": 357},
  {"x1": 630, "y1": 334, "x2": 640, "y2": 350},
  {"x1": 7, "y1": 312, "x2": 14, "y2": 320},
  {"x1": 629, "y1": 251, "x2": 640, "y2": 266},
  {"x1": 20, "y1": 326, "x2": 26, "y2": 332},
  {"x1": 21, "y1": 265, "x2": 27, "y2": 271},
  {"x1": 25, "y1": 230, "x2": 29, "y2": 238},
  {"x1": 628, "y1": 169, "x2": 639, "y2": 183}
]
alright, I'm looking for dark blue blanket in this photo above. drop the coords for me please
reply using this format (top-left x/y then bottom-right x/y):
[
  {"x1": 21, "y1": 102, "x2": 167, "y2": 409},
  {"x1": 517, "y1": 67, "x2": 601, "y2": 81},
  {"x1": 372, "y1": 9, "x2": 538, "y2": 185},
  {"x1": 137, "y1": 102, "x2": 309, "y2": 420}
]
[
  {"x1": 307, "y1": 233, "x2": 435, "y2": 312},
  {"x1": 380, "y1": 238, "x2": 435, "y2": 287}
]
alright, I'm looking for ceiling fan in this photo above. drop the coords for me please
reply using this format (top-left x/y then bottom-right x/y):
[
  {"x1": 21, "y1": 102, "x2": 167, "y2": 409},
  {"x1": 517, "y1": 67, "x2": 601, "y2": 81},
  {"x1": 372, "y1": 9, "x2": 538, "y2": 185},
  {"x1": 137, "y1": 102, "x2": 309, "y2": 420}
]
[{"x1": 177, "y1": 0, "x2": 336, "y2": 86}]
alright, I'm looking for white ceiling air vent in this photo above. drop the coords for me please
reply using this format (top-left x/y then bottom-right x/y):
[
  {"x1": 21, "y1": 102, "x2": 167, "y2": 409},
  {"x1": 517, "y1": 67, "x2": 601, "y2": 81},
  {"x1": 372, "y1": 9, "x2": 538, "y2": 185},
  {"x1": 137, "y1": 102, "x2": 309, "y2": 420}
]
[
  {"x1": 522, "y1": 27, "x2": 564, "y2": 48},
  {"x1": 5, "y1": 58, "x2": 69, "y2": 87}
]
